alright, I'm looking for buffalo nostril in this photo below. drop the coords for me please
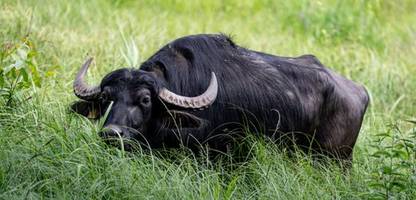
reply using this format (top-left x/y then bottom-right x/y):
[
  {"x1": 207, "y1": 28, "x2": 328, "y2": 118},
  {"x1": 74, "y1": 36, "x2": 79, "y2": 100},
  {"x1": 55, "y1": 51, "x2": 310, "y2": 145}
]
[
  {"x1": 100, "y1": 125, "x2": 124, "y2": 138},
  {"x1": 99, "y1": 130, "x2": 120, "y2": 138}
]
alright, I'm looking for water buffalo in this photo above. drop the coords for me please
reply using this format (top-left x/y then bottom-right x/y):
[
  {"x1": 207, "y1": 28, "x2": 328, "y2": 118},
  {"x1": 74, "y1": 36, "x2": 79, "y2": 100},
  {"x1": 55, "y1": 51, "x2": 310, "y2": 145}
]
[{"x1": 71, "y1": 34, "x2": 369, "y2": 161}]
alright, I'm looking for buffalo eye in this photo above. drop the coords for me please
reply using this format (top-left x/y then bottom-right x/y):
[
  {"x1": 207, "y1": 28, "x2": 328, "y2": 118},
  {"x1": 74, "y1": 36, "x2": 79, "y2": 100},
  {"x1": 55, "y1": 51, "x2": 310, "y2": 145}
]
[
  {"x1": 100, "y1": 90, "x2": 110, "y2": 102},
  {"x1": 140, "y1": 95, "x2": 151, "y2": 107}
]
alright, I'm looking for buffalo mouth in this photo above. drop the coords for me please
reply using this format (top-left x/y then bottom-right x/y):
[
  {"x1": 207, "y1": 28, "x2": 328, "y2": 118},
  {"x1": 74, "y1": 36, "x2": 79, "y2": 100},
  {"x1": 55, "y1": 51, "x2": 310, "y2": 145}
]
[
  {"x1": 100, "y1": 136, "x2": 141, "y2": 152},
  {"x1": 98, "y1": 125, "x2": 143, "y2": 151}
]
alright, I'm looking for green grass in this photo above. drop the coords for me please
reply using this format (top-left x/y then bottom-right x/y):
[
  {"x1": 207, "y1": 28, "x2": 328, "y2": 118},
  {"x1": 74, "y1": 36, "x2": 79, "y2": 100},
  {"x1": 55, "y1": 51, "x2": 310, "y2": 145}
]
[{"x1": 1, "y1": 0, "x2": 416, "y2": 199}]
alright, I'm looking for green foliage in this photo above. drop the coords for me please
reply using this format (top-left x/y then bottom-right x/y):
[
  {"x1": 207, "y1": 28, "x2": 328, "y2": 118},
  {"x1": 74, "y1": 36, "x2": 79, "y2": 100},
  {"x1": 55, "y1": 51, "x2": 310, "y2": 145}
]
[
  {"x1": 0, "y1": 0, "x2": 415, "y2": 199},
  {"x1": 367, "y1": 121, "x2": 416, "y2": 199},
  {"x1": 0, "y1": 37, "x2": 42, "y2": 105}
]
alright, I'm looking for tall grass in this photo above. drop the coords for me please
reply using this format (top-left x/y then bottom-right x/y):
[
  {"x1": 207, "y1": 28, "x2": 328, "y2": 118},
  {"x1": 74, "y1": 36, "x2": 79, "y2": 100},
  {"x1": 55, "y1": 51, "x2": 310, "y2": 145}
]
[{"x1": 1, "y1": 0, "x2": 415, "y2": 199}]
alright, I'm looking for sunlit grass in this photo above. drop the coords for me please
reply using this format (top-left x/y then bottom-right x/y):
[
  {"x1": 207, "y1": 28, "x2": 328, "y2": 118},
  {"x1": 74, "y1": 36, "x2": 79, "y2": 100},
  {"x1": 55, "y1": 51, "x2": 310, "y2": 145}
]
[{"x1": 1, "y1": 0, "x2": 415, "y2": 199}]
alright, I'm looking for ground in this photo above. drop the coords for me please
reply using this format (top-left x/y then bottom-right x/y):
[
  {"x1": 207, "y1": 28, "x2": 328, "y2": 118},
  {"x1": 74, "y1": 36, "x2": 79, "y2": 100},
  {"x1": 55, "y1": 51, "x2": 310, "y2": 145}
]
[{"x1": 1, "y1": 0, "x2": 415, "y2": 199}]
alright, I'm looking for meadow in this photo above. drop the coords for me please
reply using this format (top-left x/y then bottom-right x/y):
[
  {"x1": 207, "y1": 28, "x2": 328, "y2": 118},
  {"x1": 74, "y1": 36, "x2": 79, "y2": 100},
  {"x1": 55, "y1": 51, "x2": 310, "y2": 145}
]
[{"x1": 1, "y1": 0, "x2": 415, "y2": 199}]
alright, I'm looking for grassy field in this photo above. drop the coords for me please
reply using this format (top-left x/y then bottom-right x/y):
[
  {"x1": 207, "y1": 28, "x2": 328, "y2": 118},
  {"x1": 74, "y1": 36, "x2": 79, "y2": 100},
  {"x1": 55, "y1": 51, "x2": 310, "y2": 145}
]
[{"x1": 1, "y1": 0, "x2": 416, "y2": 199}]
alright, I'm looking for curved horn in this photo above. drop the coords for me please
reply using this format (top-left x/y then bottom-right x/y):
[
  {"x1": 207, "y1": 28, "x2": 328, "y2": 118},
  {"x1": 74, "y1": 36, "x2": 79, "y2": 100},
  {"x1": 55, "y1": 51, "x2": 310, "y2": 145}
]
[
  {"x1": 73, "y1": 57, "x2": 101, "y2": 101},
  {"x1": 159, "y1": 72, "x2": 218, "y2": 109}
]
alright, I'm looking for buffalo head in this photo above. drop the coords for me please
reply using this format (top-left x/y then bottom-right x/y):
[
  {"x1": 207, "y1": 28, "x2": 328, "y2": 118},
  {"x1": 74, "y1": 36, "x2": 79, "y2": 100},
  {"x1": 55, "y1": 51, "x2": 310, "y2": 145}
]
[{"x1": 71, "y1": 58, "x2": 218, "y2": 150}]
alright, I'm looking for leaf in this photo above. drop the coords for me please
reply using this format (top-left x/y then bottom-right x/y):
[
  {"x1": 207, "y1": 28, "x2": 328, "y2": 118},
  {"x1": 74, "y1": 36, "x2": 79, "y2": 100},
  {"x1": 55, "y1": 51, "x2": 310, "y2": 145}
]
[
  {"x1": 20, "y1": 68, "x2": 29, "y2": 82},
  {"x1": 391, "y1": 181, "x2": 406, "y2": 190},
  {"x1": 398, "y1": 162, "x2": 412, "y2": 168},
  {"x1": 224, "y1": 176, "x2": 238, "y2": 200},
  {"x1": 28, "y1": 62, "x2": 41, "y2": 87},
  {"x1": 403, "y1": 142, "x2": 414, "y2": 149},
  {"x1": 4, "y1": 62, "x2": 17, "y2": 73},
  {"x1": 368, "y1": 182, "x2": 384, "y2": 188},
  {"x1": 375, "y1": 132, "x2": 391, "y2": 138},
  {"x1": 365, "y1": 191, "x2": 386, "y2": 200},
  {"x1": 381, "y1": 166, "x2": 392, "y2": 174},
  {"x1": 405, "y1": 119, "x2": 416, "y2": 124},
  {"x1": 390, "y1": 171, "x2": 405, "y2": 176},
  {"x1": 394, "y1": 143, "x2": 405, "y2": 149},
  {"x1": 27, "y1": 48, "x2": 37, "y2": 59},
  {"x1": 0, "y1": 73, "x2": 4, "y2": 87},
  {"x1": 391, "y1": 149, "x2": 409, "y2": 159},
  {"x1": 372, "y1": 150, "x2": 391, "y2": 157}
]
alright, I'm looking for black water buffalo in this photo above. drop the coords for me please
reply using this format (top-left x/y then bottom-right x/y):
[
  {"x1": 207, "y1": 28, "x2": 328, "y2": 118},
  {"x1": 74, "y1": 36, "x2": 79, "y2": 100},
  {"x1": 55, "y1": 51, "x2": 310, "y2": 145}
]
[{"x1": 72, "y1": 34, "x2": 369, "y2": 160}]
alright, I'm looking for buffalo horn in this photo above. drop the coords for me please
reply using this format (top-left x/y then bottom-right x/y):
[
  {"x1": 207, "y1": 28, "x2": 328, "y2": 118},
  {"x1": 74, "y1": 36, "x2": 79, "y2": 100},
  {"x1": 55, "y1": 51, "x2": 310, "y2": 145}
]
[
  {"x1": 159, "y1": 72, "x2": 218, "y2": 109},
  {"x1": 73, "y1": 57, "x2": 101, "y2": 101}
]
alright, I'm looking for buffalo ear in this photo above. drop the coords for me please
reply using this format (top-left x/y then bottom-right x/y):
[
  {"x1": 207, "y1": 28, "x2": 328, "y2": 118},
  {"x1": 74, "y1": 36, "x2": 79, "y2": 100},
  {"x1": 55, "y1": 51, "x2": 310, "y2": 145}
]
[
  {"x1": 162, "y1": 110, "x2": 206, "y2": 129},
  {"x1": 70, "y1": 100, "x2": 103, "y2": 119}
]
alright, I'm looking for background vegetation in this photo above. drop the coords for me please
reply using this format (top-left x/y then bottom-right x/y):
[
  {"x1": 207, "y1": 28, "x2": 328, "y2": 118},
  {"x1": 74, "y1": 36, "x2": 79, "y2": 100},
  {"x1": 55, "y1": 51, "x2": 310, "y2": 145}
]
[{"x1": 1, "y1": 0, "x2": 415, "y2": 199}]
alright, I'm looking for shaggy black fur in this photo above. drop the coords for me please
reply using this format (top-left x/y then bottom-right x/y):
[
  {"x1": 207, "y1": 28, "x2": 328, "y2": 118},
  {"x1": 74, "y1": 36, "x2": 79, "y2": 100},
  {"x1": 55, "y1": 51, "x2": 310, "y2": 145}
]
[{"x1": 73, "y1": 34, "x2": 369, "y2": 160}]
